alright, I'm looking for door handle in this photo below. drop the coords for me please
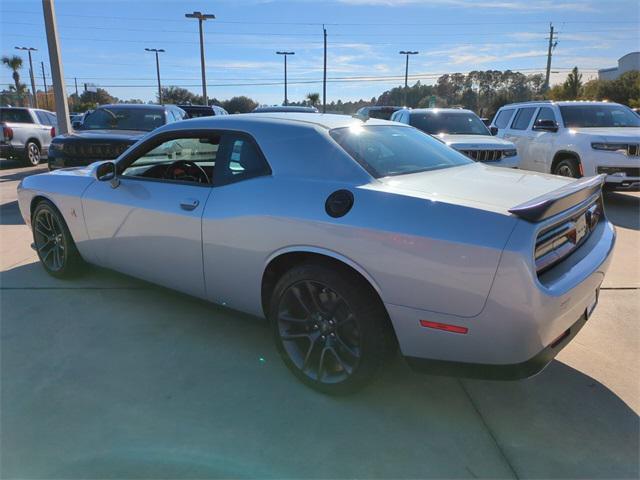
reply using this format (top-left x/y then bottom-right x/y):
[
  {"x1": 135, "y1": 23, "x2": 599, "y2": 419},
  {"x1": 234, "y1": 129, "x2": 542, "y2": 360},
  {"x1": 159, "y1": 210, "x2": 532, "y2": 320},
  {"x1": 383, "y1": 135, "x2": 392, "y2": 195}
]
[{"x1": 180, "y1": 198, "x2": 200, "y2": 211}]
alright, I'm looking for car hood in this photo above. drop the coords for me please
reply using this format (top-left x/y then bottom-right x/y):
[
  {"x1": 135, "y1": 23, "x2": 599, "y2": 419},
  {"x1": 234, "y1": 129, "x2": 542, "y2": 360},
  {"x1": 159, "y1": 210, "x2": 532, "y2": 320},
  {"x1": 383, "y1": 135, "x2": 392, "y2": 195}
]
[
  {"x1": 436, "y1": 134, "x2": 515, "y2": 149},
  {"x1": 371, "y1": 162, "x2": 573, "y2": 215},
  {"x1": 571, "y1": 127, "x2": 640, "y2": 141},
  {"x1": 55, "y1": 129, "x2": 147, "y2": 142}
]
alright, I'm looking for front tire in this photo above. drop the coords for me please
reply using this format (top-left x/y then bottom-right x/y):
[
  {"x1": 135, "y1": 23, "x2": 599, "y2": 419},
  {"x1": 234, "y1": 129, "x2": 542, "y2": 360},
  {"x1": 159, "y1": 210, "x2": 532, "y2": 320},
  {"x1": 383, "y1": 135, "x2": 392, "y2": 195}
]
[
  {"x1": 269, "y1": 263, "x2": 391, "y2": 395},
  {"x1": 32, "y1": 200, "x2": 84, "y2": 278},
  {"x1": 553, "y1": 158, "x2": 581, "y2": 178},
  {"x1": 24, "y1": 141, "x2": 41, "y2": 167}
]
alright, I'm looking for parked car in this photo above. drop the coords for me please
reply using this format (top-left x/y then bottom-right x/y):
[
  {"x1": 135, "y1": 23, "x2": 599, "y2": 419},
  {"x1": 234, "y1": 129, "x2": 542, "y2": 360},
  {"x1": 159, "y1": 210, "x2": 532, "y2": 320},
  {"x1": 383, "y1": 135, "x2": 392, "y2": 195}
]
[
  {"x1": 48, "y1": 104, "x2": 187, "y2": 170},
  {"x1": 252, "y1": 106, "x2": 319, "y2": 113},
  {"x1": 491, "y1": 101, "x2": 640, "y2": 190},
  {"x1": 0, "y1": 107, "x2": 57, "y2": 166},
  {"x1": 178, "y1": 104, "x2": 228, "y2": 118},
  {"x1": 18, "y1": 113, "x2": 614, "y2": 394},
  {"x1": 392, "y1": 108, "x2": 520, "y2": 168},
  {"x1": 355, "y1": 105, "x2": 403, "y2": 120}
]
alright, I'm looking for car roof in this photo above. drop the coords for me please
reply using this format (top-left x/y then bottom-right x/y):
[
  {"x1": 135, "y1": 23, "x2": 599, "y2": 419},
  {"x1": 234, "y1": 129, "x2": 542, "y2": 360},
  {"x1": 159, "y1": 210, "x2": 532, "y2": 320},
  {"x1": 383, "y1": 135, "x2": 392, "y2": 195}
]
[
  {"x1": 253, "y1": 106, "x2": 319, "y2": 113},
  {"x1": 500, "y1": 100, "x2": 625, "y2": 108},
  {"x1": 408, "y1": 108, "x2": 475, "y2": 115},
  {"x1": 98, "y1": 103, "x2": 168, "y2": 110}
]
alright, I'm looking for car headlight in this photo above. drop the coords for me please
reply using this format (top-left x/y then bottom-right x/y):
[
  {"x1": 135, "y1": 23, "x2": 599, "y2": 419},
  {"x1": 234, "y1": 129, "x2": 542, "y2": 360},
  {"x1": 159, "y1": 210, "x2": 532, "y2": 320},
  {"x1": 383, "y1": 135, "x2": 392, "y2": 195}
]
[
  {"x1": 49, "y1": 142, "x2": 64, "y2": 151},
  {"x1": 502, "y1": 149, "x2": 517, "y2": 157},
  {"x1": 591, "y1": 142, "x2": 627, "y2": 153}
]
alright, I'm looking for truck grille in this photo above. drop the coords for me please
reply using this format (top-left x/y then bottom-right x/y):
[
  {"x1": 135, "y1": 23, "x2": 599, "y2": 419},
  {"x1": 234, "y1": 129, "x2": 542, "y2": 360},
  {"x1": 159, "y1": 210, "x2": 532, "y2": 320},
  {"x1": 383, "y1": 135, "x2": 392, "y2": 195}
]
[
  {"x1": 597, "y1": 166, "x2": 640, "y2": 177},
  {"x1": 64, "y1": 143, "x2": 131, "y2": 159},
  {"x1": 535, "y1": 197, "x2": 602, "y2": 274},
  {"x1": 458, "y1": 149, "x2": 504, "y2": 162}
]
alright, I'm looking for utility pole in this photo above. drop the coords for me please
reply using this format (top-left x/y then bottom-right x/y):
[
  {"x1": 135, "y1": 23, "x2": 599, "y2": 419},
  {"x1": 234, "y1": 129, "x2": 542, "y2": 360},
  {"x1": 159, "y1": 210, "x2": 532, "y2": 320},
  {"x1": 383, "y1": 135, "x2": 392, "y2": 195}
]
[
  {"x1": 185, "y1": 11, "x2": 215, "y2": 106},
  {"x1": 74, "y1": 77, "x2": 78, "y2": 97},
  {"x1": 323, "y1": 25, "x2": 327, "y2": 113},
  {"x1": 544, "y1": 23, "x2": 557, "y2": 91},
  {"x1": 41, "y1": 61, "x2": 48, "y2": 110},
  {"x1": 399, "y1": 50, "x2": 418, "y2": 106},
  {"x1": 42, "y1": 0, "x2": 70, "y2": 134},
  {"x1": 276, "y1": 51, "x2": 294, "y2": 106},
  {"x1": 145, "y1": 48, "x2": 165, "y2": 104},
  {"x1": 15, "y1": 46, "x2": 38, "y2": 108}
]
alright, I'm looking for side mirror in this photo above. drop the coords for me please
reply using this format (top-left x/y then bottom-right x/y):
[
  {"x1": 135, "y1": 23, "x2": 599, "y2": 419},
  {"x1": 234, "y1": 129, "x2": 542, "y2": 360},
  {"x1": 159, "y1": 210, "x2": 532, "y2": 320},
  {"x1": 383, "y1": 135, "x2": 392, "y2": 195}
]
[
  {"x1": 96, "y1": 161, "x2": 120, "y2": 188},
  {"x1": 532, "y1": 119, "x2": 558, "y2": 132},
  {"x1": 489, "y1": 126, "x2": 498, "y2": 136},
  {"x1": 72, "y1": 120, "x2": 82, "y2": 129}
]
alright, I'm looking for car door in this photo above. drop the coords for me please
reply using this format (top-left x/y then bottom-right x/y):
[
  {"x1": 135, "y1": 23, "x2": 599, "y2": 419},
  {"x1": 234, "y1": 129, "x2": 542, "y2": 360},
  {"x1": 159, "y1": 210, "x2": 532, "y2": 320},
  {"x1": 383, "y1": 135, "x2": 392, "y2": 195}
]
[
  {"x1": 81, "y1": 132, "x2": 219, "y2": 298},
  {"x1": 33, "y1": 110, "x2": 53, "y2": 149},
  {"x1": 502, "y1": 106, "x2": 538, "y2": 171},
  {"x1": 527, "y1": 106, "x2": 559, "y2": 173}
]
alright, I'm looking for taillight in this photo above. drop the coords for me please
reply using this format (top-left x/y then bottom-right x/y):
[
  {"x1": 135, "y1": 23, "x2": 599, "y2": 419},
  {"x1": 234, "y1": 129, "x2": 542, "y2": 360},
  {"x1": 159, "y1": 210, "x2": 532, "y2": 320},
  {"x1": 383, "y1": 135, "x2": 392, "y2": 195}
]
[
  {"x1": 2, "y1": 125, "x2": 13, "y2": 140},
  {"x1": 420, "y1": 320, "x2": 468, "y2": 334},
  {"x1": 50, "y1": 126, "x2": 56, "y2": 137}
]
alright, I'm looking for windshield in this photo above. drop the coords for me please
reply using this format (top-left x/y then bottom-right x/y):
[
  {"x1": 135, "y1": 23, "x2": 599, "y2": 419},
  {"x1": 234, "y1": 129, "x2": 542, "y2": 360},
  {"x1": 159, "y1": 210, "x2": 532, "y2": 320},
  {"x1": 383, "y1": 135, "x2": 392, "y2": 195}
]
[
  {"x1": 409, "y1": 111, "x2": 491, "y2": 135},
  {"x1": 81, "y1": 107, "x2": 165, "y2": 131},
  {"x1": 330, "y1": 124, "x2": 471, "y2": 178},
  {"x1": 560, "y1": 104, "x2": 640, "y2": 128}
]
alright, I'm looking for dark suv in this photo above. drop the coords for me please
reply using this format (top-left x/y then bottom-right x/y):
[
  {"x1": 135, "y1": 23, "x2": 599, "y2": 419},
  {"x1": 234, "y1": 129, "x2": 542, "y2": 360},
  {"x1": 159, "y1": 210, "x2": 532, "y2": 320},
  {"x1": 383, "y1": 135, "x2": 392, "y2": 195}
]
[
  {"x1": 48, "y1": 104, "x2": 187, "y2": 170},
  {"x1": 178, "y1": 104, "x2": 228, "y2": 118}
]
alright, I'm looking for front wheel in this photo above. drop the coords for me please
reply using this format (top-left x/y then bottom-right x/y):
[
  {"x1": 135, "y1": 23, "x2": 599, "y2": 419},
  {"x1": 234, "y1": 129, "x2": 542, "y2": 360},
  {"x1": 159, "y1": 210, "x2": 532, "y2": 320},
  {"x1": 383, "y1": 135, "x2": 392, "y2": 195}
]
[
  {"x1": 32, "y1": 200, "x2": 84, "y2": 278},
  {"x1": 270, "y1": 263, "x2": 391, "y2": 395},
  {"x1": 553, "y1": 158, "x2": 581, "y2": 178},
  {"x1": 24, "y1": 141, "x2": 41, "y2": 167}
]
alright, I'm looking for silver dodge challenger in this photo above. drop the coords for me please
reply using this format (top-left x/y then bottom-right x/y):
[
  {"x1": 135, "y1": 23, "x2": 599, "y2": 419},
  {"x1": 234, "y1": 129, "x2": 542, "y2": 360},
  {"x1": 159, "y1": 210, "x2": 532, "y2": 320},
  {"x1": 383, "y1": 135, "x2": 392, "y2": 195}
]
[{"x1": 18, "y1": 113, "x2": 615, "y2": 394}]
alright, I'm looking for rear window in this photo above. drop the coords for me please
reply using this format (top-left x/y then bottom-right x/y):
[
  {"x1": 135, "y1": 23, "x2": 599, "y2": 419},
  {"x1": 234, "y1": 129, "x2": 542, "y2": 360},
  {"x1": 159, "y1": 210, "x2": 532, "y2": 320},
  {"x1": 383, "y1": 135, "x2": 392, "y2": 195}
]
[
  {"x1": 367, "y1": 108, "x2": 399, "y2": 120},
  {"x1": 494, "y1": 109, "x2": 514, "y2": 129},
  {"x1": 511, "y1": 107, "x2": 537, "y2": 130},
  {"x1": 0, "y1": 108, "x2": 33, "y2": 123},
  {"x1": 81, "y1": 107, "x2": 165, "y2": 131},
  {"x1": 560, "y1": 104, "x2": 640, "y2": 128},
  {"x1": 330, "y1": 124, "x2": 471, "y2": 178}
]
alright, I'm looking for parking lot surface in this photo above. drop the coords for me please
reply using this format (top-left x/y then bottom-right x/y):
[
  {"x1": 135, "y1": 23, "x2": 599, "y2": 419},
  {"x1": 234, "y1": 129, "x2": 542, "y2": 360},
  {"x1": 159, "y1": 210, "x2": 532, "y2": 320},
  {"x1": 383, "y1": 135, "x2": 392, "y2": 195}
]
[{"x1": 1, "y1": 162, "x2": 639, "y2": 478}]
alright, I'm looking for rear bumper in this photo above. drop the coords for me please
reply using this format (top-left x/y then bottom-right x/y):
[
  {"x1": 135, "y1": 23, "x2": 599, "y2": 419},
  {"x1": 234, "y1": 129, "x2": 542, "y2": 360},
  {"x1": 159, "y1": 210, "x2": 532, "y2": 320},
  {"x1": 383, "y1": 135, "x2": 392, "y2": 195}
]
[
  {"x1": 388, "y1": 214, "x2": 615, "y2": 379},
  {"x1": 0, "y1": 143, "x2": 25, "y2": 158}
]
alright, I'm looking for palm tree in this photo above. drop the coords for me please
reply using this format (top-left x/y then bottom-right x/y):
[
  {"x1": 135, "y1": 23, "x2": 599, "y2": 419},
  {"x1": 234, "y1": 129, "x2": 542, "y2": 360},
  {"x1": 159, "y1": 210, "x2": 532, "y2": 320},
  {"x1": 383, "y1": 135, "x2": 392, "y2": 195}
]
[
  {"x1": 306, "y1": 92, "x2": 320, "y2": 107},
  {"x1": 563, "y1": 66, "x2": 583, "y2": 100},
  {"x1": 2, "y1": 55, "x2": 24, "y2": 93}
]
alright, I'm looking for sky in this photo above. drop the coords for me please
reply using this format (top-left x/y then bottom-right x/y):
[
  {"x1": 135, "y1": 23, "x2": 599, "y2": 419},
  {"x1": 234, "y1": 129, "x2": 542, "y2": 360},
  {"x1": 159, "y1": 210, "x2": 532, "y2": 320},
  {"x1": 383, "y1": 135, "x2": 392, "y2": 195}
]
[{"x1": 1, "y1": 0, "x2": 638, "y2": 105}]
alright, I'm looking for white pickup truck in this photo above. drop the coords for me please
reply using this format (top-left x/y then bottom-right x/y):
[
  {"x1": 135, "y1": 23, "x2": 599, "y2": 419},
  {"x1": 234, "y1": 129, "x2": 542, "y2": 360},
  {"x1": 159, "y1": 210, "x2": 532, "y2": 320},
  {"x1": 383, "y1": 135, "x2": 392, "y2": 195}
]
[
  {"x1": 490, "y1": 101, "x2": 640, "y2": 190},
  {"x1": 0, "y1": 107, "x2": 57, "y2": 166}
]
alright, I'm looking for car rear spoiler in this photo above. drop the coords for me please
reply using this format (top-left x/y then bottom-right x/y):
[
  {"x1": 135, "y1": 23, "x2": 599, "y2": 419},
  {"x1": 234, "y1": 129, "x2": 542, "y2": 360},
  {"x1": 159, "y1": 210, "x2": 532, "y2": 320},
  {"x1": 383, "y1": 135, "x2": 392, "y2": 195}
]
[{"x1": 509, "y1": 174, "x2": 606, "y2": 222}]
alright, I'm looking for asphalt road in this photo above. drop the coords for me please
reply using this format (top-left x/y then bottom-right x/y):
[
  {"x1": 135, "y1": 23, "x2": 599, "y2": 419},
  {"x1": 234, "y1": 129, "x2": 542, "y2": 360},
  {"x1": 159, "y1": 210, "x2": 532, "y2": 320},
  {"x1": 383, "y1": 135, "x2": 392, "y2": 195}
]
[{"x1": 1, "y1": 162, "x2": 638, "y2": 479}]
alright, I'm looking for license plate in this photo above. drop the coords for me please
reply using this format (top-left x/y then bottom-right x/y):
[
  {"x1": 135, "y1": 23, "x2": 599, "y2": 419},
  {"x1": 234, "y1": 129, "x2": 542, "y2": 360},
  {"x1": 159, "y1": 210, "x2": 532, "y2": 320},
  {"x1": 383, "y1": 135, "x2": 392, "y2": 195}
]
[{"x1": 586, "y1": 290, "x2": 599, "y2": 319}]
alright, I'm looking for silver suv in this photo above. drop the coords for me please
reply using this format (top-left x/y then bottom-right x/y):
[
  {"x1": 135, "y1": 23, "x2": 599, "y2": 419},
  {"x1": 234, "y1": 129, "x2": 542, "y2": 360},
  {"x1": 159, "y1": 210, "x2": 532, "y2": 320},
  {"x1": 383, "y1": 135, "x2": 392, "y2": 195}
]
[{"x1": 0, "y1": 107, "x2": 57, "y2": 166}]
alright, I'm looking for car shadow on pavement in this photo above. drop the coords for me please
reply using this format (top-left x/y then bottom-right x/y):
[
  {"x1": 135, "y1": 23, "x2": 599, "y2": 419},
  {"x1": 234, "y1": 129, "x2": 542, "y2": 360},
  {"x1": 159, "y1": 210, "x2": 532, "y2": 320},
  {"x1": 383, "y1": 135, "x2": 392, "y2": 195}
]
[
  {"x1": 1, "y1": 262, "x2": 638, "y2": 479},
  {"x1": 604, "y1": 191, "x2": 640, "y2": 230},
  {"x1": 0, "y1": 200, "x2": 24, "y2": 225}
]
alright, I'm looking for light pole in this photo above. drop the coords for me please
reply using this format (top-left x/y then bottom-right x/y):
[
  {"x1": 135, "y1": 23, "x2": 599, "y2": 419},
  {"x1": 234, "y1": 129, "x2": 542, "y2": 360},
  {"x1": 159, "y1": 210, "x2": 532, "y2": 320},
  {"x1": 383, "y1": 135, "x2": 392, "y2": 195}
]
[
  {"x1": 185, "y1": 11, "x2": 215, "y2": 106},
  {"x1": 399, "y1": 50, "x2": 418, "y2": 106},
  {"x1": 15, "y1": 46, "x2": 38, "y2": 108},
  {"x1": 145, "y1": 48, "x2": 165, "y2": 104},
  {"x1": 276, "y1": 51, "x2": 294, "y2": 106}
]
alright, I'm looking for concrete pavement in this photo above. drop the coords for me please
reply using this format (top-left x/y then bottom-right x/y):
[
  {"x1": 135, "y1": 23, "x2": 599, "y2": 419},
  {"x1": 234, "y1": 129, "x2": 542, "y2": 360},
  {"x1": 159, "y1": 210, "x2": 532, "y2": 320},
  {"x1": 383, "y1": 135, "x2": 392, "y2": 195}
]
[{"x1": 1, "y1": 163, "x2": 638, "y2": 478}]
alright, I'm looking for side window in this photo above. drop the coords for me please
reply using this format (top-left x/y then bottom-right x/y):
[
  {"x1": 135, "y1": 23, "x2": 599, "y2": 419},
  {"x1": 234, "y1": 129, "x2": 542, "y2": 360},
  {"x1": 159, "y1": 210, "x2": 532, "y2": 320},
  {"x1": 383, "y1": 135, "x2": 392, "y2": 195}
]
[
  {"x1": 511, "y1": 107, "x2": 537, "y2": 130},
  {"x1": 35, "y1": 111, "x2": 51, "y2": 125},
  {"x1": 533, "y1": 107, "x2": 557, "y2": 126},
  {"x1": 217, "y1": 133, "x2": 270, "y2": 185},
  {"x1": 494, "y1": 109, "x2": 514, "y2": 129},
  {"x1": 46, "y1": 112, "x2": 57, "y2": 125},
  {"x1": 122, "y1": 135, "x2": 220, "y2": 185}
]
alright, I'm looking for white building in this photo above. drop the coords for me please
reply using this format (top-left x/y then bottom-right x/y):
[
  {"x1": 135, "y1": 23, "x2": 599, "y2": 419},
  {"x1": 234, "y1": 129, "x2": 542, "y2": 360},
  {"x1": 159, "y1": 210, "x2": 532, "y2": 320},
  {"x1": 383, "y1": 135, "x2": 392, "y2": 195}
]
[{"x1": 598, "y1": 52, "x2": 640, "y2": 81}]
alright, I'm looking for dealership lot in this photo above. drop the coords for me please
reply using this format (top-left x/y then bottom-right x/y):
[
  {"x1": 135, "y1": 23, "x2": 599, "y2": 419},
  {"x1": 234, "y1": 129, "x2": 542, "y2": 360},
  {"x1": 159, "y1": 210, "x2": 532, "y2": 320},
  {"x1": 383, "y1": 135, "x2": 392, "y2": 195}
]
[{"x1": 1, "y1": 162, "x2": 638, "y2": 478}]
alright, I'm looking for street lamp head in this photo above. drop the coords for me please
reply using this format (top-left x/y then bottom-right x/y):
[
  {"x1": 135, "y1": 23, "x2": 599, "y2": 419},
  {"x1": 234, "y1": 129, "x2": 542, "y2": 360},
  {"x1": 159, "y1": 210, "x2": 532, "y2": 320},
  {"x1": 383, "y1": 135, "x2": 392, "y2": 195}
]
[
  {"x1": 276, "y1": 51, "x2": 295, "y2": 55},
  {"x1": 15, "y1": 46, "x2": 37, "y2": 51},
  {"x1": 185, "y1": 11, "x2": 215, "y2": 20},
  {"x1": 399, "y1": 50, "x2": 418, "y2": 55},
  {"x1": 145, "y1": 48, "x2": 165, "y2": 53}
]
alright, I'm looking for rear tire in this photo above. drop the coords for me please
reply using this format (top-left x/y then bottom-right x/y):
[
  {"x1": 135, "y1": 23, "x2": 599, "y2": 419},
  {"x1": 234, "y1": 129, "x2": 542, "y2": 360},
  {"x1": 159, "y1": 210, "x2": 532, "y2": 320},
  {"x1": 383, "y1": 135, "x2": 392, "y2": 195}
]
[
  {"x1": 23, "y1": 141, "x2": 41, "y2": 167},
  {"x1": 269, "y1": 262, "x2": 391, "y2": 395},
  {"x1": 553, "y1": 158, "x2": 581, "y2": 178},
  {"x1": 32, "y1": 200, "x2": 84, "y2": 278}
]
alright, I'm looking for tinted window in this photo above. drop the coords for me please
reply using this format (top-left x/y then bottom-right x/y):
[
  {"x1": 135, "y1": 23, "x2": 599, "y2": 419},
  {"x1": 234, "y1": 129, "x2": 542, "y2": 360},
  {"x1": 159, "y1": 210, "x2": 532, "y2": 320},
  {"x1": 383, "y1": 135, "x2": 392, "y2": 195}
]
[
  {"x1": 534, "y1": 107, "x2": 556, "y2": 125},
  {"x1": 46, "y1": 112, "x2": 57, "y2": 125},
  {"x1": 81, "y1": 107, "x2": 165, "y2": 131},
  {"x1": 0, "y1": 108, "x2": 33, "y2": 123},
  {"x1": 409, "y1": 111, "x2": 490, "y2": 135},
  {"x1": 367, "y1": 108, "x2": 399, "y2": 120},
  {"x1": 35, "y1": 111, "x2": 51, "y2": 125},
  {"x1": 560, "y1": 104, "x2": 640, "y2": 127},
  {"x1": 330, "y1": 125, "x2": 471, "y2": 178},
  {"x1": 494, "y1": 109, "x2": 514, "y2": 129},
  {"x1": 217, "y1": 133, "x2": 271, "y2": 184},
  {"x1": 123, "y1": 136, "x2": 220, "y2": 184},
  {"x1": 511, "y1": 107, "x2": 536, "y2": 130}
]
